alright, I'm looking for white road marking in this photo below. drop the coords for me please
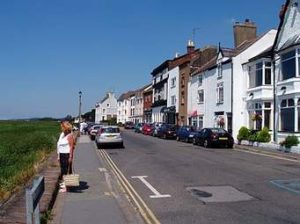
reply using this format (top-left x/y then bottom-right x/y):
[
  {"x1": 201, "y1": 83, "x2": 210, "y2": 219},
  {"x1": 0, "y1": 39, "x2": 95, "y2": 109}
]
[
  {"x1": 98, "y1": 167, "x2": 107, "y2": 172},
  {"x1": 132, "y1": 176, "x2": 171, "y2": 198}
]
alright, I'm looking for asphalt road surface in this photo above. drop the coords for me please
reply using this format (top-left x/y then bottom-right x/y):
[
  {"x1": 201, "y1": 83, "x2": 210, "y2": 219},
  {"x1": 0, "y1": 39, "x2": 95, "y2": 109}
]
[{"x1": 101, "y1": 130, "x2": 300, "y2": 224}]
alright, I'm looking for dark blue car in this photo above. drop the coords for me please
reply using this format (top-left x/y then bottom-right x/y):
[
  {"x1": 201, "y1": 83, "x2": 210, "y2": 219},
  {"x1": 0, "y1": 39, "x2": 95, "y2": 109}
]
[{"x1": 176, "y1": 126, "x2": 197, "y2": 143}]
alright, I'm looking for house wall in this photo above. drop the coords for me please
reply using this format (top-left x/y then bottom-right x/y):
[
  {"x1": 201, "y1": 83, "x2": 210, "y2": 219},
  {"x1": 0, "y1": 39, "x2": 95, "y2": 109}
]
[
  {"x1": 167, "y1": 67, "x2": 179, "y2": 112},
  {"x1": 95, "y1": 92, "x2": 118, "y2": 123},
  {"x1": 188, "y1": 72, "x2": 205, "y2": 127},
  {"x1": 232, "y1": 29, "x2": 277, "y2": 139},
  {"x1": 204, "y1": 63, "x2": 232, "y2": 129},
  {"x1": 178, "y1": 64, "x2": 190, "y2": 125}
]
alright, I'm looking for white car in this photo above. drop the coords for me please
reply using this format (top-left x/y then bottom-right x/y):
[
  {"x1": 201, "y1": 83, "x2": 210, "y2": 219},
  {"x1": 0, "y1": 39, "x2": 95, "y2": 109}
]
[
  {"x1": 95, "y1": 126, "x2": 124, "y2": 148},
  {"x1": 89, "y1": 125, "x2": 101, "y2": 140}
]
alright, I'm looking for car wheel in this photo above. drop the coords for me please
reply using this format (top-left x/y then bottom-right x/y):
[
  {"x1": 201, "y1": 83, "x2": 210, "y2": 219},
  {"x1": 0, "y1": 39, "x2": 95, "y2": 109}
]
[
  {"x1": 204, "y1": 139, "x2": 210, "y2": 148},
  {"x1": 120, "y1": 143, "x2": 124, "y2": 148},
  {"x1": 228, "y1": 144, "x2": 233, "y2": 149},
  {"x1": 192, "y1": 138, "x2": 197, "y2": 145}
]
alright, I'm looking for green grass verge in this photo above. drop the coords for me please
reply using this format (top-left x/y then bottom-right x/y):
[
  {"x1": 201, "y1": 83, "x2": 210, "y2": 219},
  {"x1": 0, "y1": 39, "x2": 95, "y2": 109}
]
[{"x1": 0, "y1": 121, "x2": 60, "y2": 202}]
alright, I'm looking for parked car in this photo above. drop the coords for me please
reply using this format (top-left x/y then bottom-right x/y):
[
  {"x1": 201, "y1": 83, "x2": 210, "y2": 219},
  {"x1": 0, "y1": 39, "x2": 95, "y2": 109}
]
[
  {"x1": 193, "y1": 128, "x2": 234, "y2": 148},
  {"x1": 152, "y1": 122, "x2": 164, "y2": 137},
  {"x1": 134, "y1": 123, "x2": 144, "y2": 133},
  {"x1": 124, "y1": 121, "x2": 134, "y2": 129},
  {"x1": 142, "y1": 123, "x2": 153, "y2": 135},
  {"x1": 157, "y1": 124, "x2": 177, "y2": 139},
  {"x1": 89, "y1": 124, "x2": 101, "y2": 140},
  {"x1": 176, "y1": 126, "x2": 197, "y2": 143},
  {"x1": 95, "y1": 126, "x2": 124, "y2": 148}
]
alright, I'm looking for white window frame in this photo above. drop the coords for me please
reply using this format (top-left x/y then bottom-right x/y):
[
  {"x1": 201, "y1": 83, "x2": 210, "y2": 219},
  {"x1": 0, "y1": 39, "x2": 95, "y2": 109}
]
[
  {"x1": 217, "y1": 63, "x2": 222, "y2": 79},
  {"x1": 197, "y1": 89, "x2": 204, "y2": 104},
  {"x1": 171, "y1": 77, "x2": 176, "y2": 88},
  {"x1": 198, "y1": 75, "x2": 203, "y2": 87},
  {"x1": 171, "y1": 95, "x2": 176, "y2": 106},
  {"x1": 216, "y1": 82, "x2": 224, "y2": 104},
  {"x1": 280, "y1": 48, "x2": 300, "y2": 81}
]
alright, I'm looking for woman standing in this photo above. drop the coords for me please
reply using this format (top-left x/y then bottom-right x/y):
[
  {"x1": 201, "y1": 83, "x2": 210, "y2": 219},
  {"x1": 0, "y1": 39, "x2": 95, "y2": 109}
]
[{"x1": 57, "y1": 120, "x2": 75, "y2": 192}]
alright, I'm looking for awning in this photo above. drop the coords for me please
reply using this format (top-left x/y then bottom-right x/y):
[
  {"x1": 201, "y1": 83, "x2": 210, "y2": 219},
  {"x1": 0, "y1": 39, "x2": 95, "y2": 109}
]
[
  {"x1": 189, "y1": 110, "x2": 197, "y2": 117},
  {"x1": 162, "y1": 106, "x2": 176, "y2": 113}
]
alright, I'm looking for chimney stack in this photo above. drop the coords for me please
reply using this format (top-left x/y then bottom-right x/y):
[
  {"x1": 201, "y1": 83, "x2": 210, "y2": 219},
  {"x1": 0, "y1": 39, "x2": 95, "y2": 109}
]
[
  {"x1": 187, "y1": 40, "x2": 195, "y2": 54},
  {"x1": 233, "y1": 19, "x2": 257, "y2": 48}
]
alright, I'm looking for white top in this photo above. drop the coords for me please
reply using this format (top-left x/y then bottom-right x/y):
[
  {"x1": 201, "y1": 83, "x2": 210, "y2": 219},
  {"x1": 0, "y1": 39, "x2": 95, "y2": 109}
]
[{"x1": 57, "y1": 132, "x2": 72, "y2": 154}]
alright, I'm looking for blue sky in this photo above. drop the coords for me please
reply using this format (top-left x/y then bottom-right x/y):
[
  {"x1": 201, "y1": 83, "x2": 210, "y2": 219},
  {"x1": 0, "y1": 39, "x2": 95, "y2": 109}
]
[{"x1": 0, "y1": 0, "x2": 284, "y2": 119}]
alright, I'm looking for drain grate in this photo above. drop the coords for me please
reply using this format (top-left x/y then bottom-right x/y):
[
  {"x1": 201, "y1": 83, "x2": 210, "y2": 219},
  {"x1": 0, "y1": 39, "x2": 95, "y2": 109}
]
[
  {"x1": 190, "y1": 189, "x2": 212, "y2": 198},
  {"x1": 187, "y1": 186, "x2": 254, "y2": 203}
]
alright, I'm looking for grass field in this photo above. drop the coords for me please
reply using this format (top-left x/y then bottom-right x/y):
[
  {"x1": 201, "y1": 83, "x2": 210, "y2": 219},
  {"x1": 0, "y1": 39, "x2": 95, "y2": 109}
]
[{"x1": 0, "y1": 121, "x2": 60, "y2": 202}]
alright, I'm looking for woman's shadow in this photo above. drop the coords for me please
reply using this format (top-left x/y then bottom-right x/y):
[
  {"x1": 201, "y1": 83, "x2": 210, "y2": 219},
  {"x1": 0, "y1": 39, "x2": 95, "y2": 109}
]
[{"x1": 68, "y1": 181, "x2": 89, "y2": 193}]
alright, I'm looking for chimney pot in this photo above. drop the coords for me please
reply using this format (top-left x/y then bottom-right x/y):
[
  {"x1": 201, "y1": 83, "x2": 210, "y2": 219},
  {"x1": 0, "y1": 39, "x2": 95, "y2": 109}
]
[{"x1": 187, "y1": 40, "x2": 195, "y2": 54}]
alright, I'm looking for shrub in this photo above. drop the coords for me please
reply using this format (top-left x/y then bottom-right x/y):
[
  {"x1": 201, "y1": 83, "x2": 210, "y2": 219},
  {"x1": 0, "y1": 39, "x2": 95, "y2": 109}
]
[
  {"x1": 280, "y1": 135, "x2": 299, "y2": 149},
  {"x1": 237, "y1": 126, "x2": 249, "y2": 141},
  {"x1": 256, "y1": 127, "x2": 271, "y2": 143},
  {"x1": 248, "y1": 132, "x2": 257, "y2": 142}
]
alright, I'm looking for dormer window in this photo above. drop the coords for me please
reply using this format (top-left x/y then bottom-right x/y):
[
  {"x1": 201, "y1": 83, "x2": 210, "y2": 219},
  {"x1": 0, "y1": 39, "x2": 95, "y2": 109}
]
[{"x1": 217, "y1": 63, "x2": 222, "y2": 79}]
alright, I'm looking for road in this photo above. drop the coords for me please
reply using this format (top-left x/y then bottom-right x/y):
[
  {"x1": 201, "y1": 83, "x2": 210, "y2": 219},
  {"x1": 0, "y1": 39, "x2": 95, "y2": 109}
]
[{"x1": 101, "y1": 129, "x2": 300, "y2": 224}]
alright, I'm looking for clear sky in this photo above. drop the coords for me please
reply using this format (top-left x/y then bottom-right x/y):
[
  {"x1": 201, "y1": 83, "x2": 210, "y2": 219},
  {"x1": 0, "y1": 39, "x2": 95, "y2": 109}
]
[{"x1": 0, "y1": 0, "x2": 285, "y2": 119}]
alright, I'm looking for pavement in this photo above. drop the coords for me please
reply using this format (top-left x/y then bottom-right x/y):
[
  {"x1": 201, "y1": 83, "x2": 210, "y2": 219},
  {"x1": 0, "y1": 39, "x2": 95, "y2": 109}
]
[
  {"x1": 234, "y1": 143, "x2": 300, "y2": 161},
  {"x1": 49, "y1": 135, "x2": 144, "y2": 224}
]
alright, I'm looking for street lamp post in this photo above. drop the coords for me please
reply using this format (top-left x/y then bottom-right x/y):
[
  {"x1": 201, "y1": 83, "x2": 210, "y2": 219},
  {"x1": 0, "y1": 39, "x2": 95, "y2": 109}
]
[{"x1": 79, "y1": 91, "x2": 82, "y2": 123}]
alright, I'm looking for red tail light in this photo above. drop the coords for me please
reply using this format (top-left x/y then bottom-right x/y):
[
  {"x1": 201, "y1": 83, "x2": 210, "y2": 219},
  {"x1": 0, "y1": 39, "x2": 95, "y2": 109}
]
[{"x1": 211, "y1": 134, "x2": 218, "y2": 139}]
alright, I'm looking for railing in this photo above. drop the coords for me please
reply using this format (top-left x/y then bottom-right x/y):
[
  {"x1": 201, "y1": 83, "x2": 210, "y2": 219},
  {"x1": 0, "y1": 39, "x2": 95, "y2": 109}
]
[{"x1": 26, "y1": 176, "x2": 45, "y2": 224}]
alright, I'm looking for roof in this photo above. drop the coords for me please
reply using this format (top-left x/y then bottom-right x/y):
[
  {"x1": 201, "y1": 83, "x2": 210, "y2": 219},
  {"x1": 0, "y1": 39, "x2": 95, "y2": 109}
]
[
  {"x1": 191, "y1": 37, "x2": 263, "y2": 76},
  {"x1": 100, "y1": 93, "x2": 110, "y2": 104},
  {"x1": 151, "y1": 49, "x2": 200, "y2": 76},
  {"x1": 117, "y1": 91, "x2": 134, "y2": 101},
  {"x1": 279, "y1": 34, "x2": 300, "y2": 51},
  {"x1": 151, "y1": 60, "x2": 172, "y2": 76},
  {"x1": 273, "y1": 0, "x2": 290, "y2": 53},
  {"x1": 191, "y1": 47, "x2": 234, "y2": 76},
  {"x1": 247, "y1": 46, "x2": 273, "y2": 63}
]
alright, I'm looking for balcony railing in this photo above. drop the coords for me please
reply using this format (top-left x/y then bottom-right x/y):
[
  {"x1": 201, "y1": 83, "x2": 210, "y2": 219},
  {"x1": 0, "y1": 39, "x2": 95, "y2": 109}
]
[{"x1": 151, "y1": 99, "x2": 167, "y2": 107}]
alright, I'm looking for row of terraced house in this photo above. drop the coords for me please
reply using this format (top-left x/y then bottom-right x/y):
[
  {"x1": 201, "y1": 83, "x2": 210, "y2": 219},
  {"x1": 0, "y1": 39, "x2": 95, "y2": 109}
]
[{"x1": 95, "y1": 0, "x2": 300, "y2": 143}]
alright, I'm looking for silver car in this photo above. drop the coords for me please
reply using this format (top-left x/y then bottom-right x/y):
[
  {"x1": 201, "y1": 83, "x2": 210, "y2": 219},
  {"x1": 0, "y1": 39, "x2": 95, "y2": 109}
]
[{"x1": 95, "y1": 126, "x2": 124, "y2": 148}]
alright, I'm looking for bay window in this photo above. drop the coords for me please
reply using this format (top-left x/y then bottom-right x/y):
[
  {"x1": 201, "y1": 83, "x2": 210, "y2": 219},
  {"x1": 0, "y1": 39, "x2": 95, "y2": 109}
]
[
  {"x1": 280, "y1": 98, "x2": 295, "y2": 132},
  {"x1": 248, "y1": 102, "x2": 272, "y2": 130},
  {"x1": 281, "y1": 50, "x2": 296, "y2": 80},
  {"x1": 249, "y1": 60, "x2": 272, "y2": 88}
]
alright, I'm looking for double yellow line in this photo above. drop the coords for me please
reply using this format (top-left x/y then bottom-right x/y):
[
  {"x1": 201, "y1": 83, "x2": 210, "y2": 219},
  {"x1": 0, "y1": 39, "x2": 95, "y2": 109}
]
[{"x1": 98, "y1": 149, "x2": 160, "y2": 224}]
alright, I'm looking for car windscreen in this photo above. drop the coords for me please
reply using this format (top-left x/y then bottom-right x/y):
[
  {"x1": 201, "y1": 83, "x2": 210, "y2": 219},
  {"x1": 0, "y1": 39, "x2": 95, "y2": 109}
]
[
  {"x1": 166, "y1": 125, "x2": 176, "y2": 131},
  {"x1": 102, "y1": 127, "x2": 120, "y2": 133},
  {"x1": 93, "y1": 126, "x2": 101, "y2": 129}
]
